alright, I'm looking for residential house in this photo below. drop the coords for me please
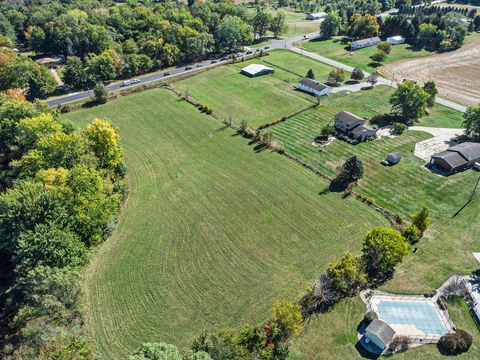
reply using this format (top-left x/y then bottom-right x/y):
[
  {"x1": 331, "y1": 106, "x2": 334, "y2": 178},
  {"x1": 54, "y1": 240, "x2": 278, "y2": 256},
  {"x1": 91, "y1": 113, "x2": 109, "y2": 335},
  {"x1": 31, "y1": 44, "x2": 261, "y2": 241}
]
[
  {"x1": 334, "y1": 111, "x2": 377, "y2": 142},
  {"x1": 430, "y1": 142, "x2": 480, "y2": 174},
  {"x1": 297, "y1": 78, "x2": 332, "y2": 96},
  {"x1": 351, "y1": 37, "x2": 381, "y2": 50}
]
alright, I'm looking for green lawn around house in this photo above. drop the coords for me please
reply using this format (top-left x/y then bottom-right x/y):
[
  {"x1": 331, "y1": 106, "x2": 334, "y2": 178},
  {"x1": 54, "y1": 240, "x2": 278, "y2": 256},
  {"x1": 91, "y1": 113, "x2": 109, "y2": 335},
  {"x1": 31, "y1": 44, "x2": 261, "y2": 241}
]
[
  {"x1": 64, "y1": 88, "x2": 389, "y2": 359},
  {"x1": 288, "y1": 295, "x2": 480, "y2": 359},
  {"x1": 173, "y1": 50, "x2": 341, "y2": 127},
  {"x1": 301, "y1": 37, "x2": 432, "y2": 72}
]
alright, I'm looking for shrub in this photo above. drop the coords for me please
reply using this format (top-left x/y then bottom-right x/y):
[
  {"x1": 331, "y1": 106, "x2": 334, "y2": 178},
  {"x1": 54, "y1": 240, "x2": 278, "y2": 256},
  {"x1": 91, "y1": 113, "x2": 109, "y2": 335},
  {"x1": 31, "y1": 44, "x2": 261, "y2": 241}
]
[
  {"x1": 299, "y1": 274, "x2": 337, "y2": 316},
  {"x1": 364, "y1": 311, "x2": 377, "y2": 324},
  {"x1": 437, "y1": 329, "x2": 472, "y2": 355},
  {"x1": 392, "y1": 122, "x2": 407, "y2": 135},
  {"x1": 403, "y1": 224, "x2": 421, "y2": 244},
  {"x1": 377, "y1": 41, "x2": 392, "y2": 54},
  {"x1": 412, "y1": 208, "x2": 430, "y2": 234},
  {"x1": 388, "y1": 336, "x2": 411, "y2": 353},
  {"x1": 58, "y1": 104, "x2": 71, "y2": 113}
]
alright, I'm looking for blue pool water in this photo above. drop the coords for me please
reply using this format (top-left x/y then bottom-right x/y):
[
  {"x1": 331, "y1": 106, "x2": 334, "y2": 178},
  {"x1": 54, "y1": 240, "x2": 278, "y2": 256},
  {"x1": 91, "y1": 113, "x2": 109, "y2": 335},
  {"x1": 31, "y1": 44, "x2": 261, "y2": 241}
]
[{"x1": 377, "y1": 300, "x2": 448, "y2": 335}]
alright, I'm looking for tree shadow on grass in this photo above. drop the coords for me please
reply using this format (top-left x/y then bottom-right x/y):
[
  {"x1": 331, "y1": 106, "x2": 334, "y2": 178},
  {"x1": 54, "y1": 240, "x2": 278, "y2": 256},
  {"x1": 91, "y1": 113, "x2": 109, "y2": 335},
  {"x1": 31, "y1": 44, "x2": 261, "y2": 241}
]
[
  {"x1": 81, "y1": 100, "x2": 98, "y2": 108},
  {"x1": 355, "y1": 341, "x2": 381, "y2": 360}
]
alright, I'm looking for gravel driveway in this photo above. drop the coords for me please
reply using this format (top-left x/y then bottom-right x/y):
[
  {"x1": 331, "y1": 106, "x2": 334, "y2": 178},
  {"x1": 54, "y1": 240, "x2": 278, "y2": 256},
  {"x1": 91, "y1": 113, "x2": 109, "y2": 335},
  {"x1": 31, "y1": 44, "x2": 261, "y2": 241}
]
[{"x1": 409, "y1": 126, "x2": 464, "y2": 161}]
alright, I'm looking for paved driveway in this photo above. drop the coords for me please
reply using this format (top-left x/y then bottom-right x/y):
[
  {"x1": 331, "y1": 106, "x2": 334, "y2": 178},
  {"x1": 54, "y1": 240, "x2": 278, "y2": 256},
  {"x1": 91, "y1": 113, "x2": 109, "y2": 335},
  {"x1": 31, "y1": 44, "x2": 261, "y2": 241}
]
[{"x1": 409, "y1": 126, "x2": 464, "y2": 161}]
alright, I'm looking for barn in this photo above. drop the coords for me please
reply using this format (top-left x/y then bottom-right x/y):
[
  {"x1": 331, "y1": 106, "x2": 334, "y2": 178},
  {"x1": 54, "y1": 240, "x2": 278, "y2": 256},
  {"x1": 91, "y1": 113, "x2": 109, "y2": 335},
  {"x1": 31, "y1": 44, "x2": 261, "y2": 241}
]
[{"x1": 241, "y1": 64, "x2": 275, "y2": 78}]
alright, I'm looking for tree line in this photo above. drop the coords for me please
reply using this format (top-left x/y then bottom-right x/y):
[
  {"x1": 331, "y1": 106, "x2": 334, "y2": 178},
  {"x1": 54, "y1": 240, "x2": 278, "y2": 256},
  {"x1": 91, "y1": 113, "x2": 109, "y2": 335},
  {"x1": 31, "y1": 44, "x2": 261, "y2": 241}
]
[{"x1": 0, "y1": 89, "x2": 125, "y2": 359}]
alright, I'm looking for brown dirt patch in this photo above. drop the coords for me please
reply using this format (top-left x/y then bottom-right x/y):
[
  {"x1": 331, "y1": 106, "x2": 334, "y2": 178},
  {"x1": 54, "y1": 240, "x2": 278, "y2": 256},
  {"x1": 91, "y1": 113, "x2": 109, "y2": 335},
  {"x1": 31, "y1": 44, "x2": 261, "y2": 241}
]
[{"x1": 380, "y1": 37, "x2": 480, "y2": 106}]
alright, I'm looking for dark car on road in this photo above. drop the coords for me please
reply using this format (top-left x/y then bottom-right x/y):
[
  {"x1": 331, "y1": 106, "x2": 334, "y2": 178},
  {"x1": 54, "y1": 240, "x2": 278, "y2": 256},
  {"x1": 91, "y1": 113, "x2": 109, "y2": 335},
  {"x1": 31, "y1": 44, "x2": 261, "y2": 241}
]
[
  {"x1": 163, "y1": 72, "x2": 170, "y2": 76},
  {"x1": 211, "y1": 60, "x2": 218, "y2": 64},
  {"x1": 246, "y1": 50, "x2": 252, "y2": 54},
  {"x1": 185, "y1": 66, "x2": 192, "y2": 70},
  {"x1": 196, "y1": 64, "x2": 203, "y2": 67}
]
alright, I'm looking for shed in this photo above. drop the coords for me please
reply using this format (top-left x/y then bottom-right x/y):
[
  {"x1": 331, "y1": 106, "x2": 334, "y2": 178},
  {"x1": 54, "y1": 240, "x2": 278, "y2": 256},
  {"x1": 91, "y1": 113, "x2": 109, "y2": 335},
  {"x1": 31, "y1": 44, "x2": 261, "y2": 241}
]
[
  {"x1": 240, "y1": 64, "x2": 275, "y2": 78},
  {"x1": 386, "y1": 152, "x2": 402, "y2": 164},
  {"x1": 365, "y1": 319, "x2": 396, "y2": 350},
  {"x1": 351, "y1": 37, "x2": 381, "y2": 50},
  {"x1": 387, "y1": 36, "x2": 405, "y2": 45},
  {"x1": 306, "y1": 12, "x2": 327, "y2": 20},
  {"x1": 35, "y1": 55, "x2": 64, "y2": 68},
  {"x1": 297, "y1": 78, "x2": 332, "y2": 96}
]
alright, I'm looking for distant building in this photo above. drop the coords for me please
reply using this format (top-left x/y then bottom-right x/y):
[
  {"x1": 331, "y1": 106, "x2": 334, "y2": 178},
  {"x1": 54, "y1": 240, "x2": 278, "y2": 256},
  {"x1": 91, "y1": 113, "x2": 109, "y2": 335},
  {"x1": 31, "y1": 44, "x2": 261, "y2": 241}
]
[
  {"x1": 334, "y1": 111, "x2": 377, "y2": 142},
  {"x1": 364, "y1": 319, "x2": 396, "y2": 350},
  {"x1": 240, "y1": 64, "x2": 274, "y2": 78},
  {"x1": 387, "y1": 35, "x2": 405, "y2": 45},
  {"x1": 297, "y1": 78, "x2": 332, "y2": 96},
  {"x1": 386, "y1": 152, "x2": 402, "y2": 165},
  {"x1": 430, "y1": 142, "x2": 480, "y2": 174},
  {"x1": 35, "y1": 55, "x2": 64, "y2": 68},
  {"x1": 351, "y1": 37, "x2": 381, "y2": 50},
  {"x1": 305, "y1": 12, "x2": 327, "y2": 20}
]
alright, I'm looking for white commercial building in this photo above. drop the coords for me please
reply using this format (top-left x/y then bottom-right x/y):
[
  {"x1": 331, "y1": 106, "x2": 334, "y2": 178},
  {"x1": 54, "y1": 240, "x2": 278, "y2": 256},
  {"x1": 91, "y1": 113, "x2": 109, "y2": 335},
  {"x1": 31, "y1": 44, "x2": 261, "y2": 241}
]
[{"x1": 240, "y1": 64, "x2": 275, "y2": 78}]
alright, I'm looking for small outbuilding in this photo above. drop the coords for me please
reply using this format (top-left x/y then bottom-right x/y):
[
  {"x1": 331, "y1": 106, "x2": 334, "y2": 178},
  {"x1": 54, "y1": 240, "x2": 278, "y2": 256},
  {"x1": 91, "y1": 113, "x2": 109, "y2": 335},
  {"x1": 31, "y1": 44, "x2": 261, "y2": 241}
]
[
  {"x1": 305, "y1": 12, "x2": 327, "y2": 20},
  {"x1": 240, "y1": 64, "x2": 275, "y2": 78},
  {"x1": 351, "y1": 37, "x2": 381, "y2": 50},
  {"x1": 297, "y1": 78, "x2": 332, "y2": 97},
  {"x1": 387, "y1": 35, "x2": 406, "y2": 45},
  {"x1": 364, "y1": 319, "x2": 396, "y2": 351},
  {"x1": 35, "y1": 55, "x2": 64, "y2": 68},
  {"x1": 386, "y1": 152, "x2": 402, "y2": 164}
]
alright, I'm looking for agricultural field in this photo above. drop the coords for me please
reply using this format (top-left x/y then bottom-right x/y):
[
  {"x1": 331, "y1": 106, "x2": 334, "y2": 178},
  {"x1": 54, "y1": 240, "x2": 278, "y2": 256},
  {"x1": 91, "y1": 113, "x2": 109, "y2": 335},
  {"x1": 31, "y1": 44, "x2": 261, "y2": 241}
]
[
  {"x1": 301, "y1": 37, "x2": 432, "y2": 72},
  {"x1": 381, "y1": 34, "x2": 480, "y2": 106},
  {"x1": 173, "y1": 50, "x2": 337, "y2": 127},
  {"x1": 64, "y1": 89, "x2": 389, "y2": 358}
]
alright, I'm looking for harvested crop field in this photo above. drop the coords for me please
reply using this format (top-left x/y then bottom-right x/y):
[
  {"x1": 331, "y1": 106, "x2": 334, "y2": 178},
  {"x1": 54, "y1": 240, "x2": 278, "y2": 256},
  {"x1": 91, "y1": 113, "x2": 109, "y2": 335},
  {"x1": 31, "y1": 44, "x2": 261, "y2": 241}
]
[{"x1": 381, "y1": 36, "x2": 480, "y2": 106}]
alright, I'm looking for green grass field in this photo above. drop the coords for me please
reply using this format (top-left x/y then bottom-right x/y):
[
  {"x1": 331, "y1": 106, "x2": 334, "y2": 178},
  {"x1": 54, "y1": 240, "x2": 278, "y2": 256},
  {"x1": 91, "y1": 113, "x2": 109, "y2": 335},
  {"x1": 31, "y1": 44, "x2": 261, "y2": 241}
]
[
  {"x1": 173, "y1": 50, "x2": 339, "y2": 127},
  {"x1": 64, "y1": 89, "x2": 389, "y2": 358},
  {"x1": 301, "y1": 37, "x2": 432, "y2": 72}
]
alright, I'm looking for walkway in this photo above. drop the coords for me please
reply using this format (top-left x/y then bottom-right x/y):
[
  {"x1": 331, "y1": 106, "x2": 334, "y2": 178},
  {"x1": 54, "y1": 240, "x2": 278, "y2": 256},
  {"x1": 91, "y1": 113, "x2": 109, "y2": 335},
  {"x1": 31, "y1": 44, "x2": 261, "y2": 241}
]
[{"x1": 409, "y1": 126, "x2": 464, "y2": 161}]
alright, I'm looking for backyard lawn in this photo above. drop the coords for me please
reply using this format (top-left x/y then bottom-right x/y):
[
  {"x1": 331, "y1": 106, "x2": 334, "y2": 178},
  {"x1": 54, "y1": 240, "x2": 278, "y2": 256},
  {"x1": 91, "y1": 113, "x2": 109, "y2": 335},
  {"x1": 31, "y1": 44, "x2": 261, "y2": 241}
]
[
  {"x1": 301, "y1": 37, "x2": 432, "y2": 72},
  {"x1": 64, "y1": 89, "x2": 389, "y2": 358},
  {"x1": 173, "y1": 50, "x2": 339, "y2": 127}
]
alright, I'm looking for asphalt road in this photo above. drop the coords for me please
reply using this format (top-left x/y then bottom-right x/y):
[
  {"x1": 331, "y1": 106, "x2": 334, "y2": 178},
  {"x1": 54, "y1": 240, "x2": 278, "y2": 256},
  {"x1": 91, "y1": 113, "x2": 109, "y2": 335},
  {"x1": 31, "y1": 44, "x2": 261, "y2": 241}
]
[{"x1": 47, "y1": 27, "x2": 467, "y2": 113}]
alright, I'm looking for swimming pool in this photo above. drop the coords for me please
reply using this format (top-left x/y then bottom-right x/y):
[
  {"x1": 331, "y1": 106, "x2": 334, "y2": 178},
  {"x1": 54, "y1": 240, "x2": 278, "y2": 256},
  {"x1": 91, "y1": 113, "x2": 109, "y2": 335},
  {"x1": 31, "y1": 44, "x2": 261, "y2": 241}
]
[{"x1": 376, "y1": 299, "x2": 448, "y2": 336}]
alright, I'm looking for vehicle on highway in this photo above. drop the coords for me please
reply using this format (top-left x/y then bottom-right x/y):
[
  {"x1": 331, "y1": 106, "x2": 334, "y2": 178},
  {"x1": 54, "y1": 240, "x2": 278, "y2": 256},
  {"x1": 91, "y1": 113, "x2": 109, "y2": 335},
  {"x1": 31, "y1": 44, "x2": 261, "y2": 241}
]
[
  {"x1": 236, "y1": 52, "x2": 243, "y2": 57},
  {"x1": 163, "y1": 72, "x2": 171, "y2": 76},
  {"x1": 246, "y1": 50, "x2": 252, "y2": 54},
  {"x1": 122, "y1": 79, "x2": 141, "y2": 86},
  {"x1": 211, "y1": 60, "x2": 218, "y2": 64},
  {"x1": 264, "y1": 46, "x2": 270, "y2": 49},
  {"x1": 196, "y1": 64, "x2": 203, "y2": 67},
  {"x1": 220, "y1": 57, "x2": 227, "y2": 61},
  {"x1": 185, "y1": 66, "x2": 192, "y2": 70},
  {"x1": 132, "y1": 78, "x2": 141, "y2": 84}
]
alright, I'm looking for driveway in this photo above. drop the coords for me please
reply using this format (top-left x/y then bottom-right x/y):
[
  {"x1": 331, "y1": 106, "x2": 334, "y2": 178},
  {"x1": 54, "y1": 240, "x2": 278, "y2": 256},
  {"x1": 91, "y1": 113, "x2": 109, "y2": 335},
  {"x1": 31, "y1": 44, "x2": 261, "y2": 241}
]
[{"x1": 409, "y1": 126, "x2": 464, "y2": 161}]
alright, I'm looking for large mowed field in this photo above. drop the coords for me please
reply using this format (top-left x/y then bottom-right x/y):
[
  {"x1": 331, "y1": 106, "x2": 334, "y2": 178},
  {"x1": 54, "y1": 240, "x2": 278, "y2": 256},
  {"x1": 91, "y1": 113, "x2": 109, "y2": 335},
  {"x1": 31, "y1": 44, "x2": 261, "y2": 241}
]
[
  {"x1": 64, "y1": 89, "x2": 389, "y2": 359},
  {"x1": 173, "y1": 50, "x2": 336, "y2": 127},
  {"x1": 301, "y1": 37, "x2": 432, "y2": 72}
]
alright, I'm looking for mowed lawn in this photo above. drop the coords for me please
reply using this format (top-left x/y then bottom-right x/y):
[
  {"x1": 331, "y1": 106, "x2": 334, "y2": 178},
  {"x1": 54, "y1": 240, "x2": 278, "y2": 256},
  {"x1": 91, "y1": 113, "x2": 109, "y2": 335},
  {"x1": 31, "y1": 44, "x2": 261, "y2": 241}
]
[
  {"x1": 302, "y1": 37, "x2": 432, "y2": 72},
  {"x1": 173, "y1": 53, "x2": 314, "y2": 127},
  {"x1": 64, "y1": 89, "x2": 389, "y2": 359}
]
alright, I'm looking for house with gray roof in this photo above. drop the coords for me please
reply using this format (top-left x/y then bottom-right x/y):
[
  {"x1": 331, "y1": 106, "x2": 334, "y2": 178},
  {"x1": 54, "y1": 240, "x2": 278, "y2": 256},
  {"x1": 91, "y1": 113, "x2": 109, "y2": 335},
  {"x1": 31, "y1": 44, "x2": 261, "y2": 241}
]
[
  {"x1": 364, "y1": 319, "x2": 396, "y2": 351},
  {"x1": 429, "y1": 142, "x2": 480, "y2": 174},
  {"x1": 297, "y1": 78, "x2": 332, "y2": 97},
  {"x1": 334, "y1": 111, "x2": 377, "y2": 143},
  {"x1": 351, "y1": 37, "x2": 381, "y2": 50}
]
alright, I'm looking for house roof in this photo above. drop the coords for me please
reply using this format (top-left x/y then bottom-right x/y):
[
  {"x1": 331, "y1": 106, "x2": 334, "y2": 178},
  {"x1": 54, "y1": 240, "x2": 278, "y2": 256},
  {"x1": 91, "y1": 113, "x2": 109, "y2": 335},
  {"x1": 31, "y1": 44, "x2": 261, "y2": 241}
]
[
  {"x1": 35, "y1": 56, "x2": 63, "y2": 65},
  {"x1": 307, "y1": 12, "x2": 326, "y2": 17},
  {"x1": 448, "y1": 142, "x2": 480, "y2": 162},
  {"x1": 432, "y1": 150, "x2": 468, "y2": 169},
  {"x1": 299, "y1": 78, "x2": 330, "y2": 92},
  {"x1": 241, "y1": 64, "x2": 273, "y2": 75},
  {"x1": 336, "y1": 111, "x2": 364, "y2": 126},
  {"x1": 352, "y1": 37, "x2": 381, "y2": 46},
  {"x1": 351, "y1": 124, "x2": 375, "y2": 136},
  {"x1": 366, "y1": 319, "x2": 396, "y2": 346},
  {"x1": 388, "y1": 35, "x2": 405, "y2": 41}
]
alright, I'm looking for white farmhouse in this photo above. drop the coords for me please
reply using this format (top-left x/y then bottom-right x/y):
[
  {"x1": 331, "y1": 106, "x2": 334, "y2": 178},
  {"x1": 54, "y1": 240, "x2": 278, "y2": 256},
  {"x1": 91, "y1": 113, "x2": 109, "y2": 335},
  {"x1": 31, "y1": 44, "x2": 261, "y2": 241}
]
[
  {"x1": 351, "y1": 37, "x2": 381, "y2": 50},
  {"x1": 387, "y1": 35, "x2": 405, "y2": 45},
  {"x1": 297, "y1": 78, "x2": 332, "y2": 96}
]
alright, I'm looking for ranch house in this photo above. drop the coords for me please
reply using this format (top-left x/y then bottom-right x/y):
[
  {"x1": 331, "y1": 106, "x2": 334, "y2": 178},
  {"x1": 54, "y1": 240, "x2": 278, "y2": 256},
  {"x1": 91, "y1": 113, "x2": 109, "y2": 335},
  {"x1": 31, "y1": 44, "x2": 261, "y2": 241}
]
[
  {"x1": 297, "y1": 78, "x2": 332, "y2": 96},
  {"x1": 335, "y1": 111, "x2": 377, "y2": 142},
  {"x1": 429, "y1": 142, "x2": 480, "y2": 174},
  {"x1": 351, "y1": 37, "x2": 381, "y2": 50}
]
